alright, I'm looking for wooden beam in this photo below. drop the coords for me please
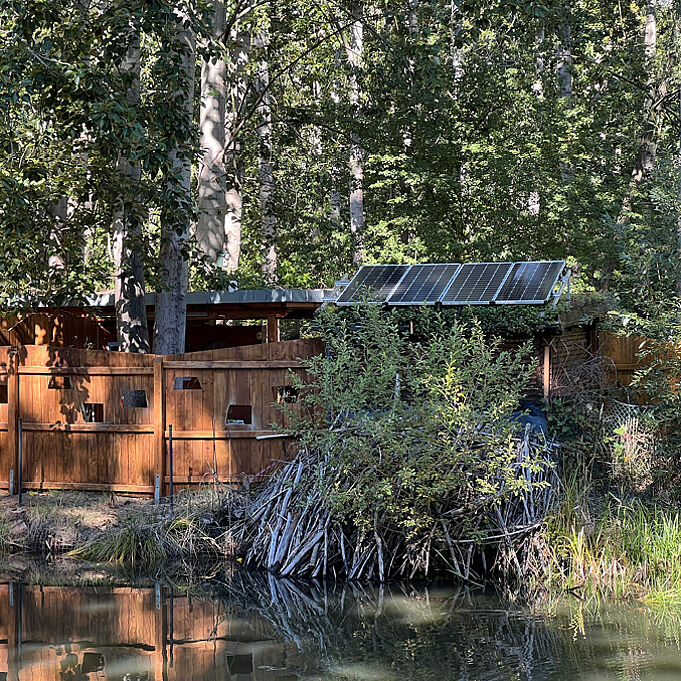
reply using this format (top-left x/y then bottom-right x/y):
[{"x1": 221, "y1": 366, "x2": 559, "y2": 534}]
[
  {"x1": 163, "y1": 360, "x2": 302, "y2": 369},
  {"x1": 153, "y1": 357, "x2": 166, "y2": 498},
  {"x1": 21, "y1": 423, "x2": 154, "y2": 433},
  {"x1": 21, "y1": 481, "x2": 155, "y2": 493},
  {"x1": 18, "y1": 366, "x2": 154, "y2": 375},
  {"x1": 165, "y1": 429, "x2": 276, "y2": 439}
]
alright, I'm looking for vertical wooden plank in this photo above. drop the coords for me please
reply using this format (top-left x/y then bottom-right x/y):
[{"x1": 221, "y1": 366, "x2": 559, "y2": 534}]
[
  {"x1": 154, "y1": 358, "x2": 166, "y2": 496},
  {"x1": 543, "y1": 344, "x2": 551, "y2": 400},
  {"x1": 266, "y1": 316, "x2": 280, "y2": 344},
  {"x1": 7, "y1": 349, "x2": 18, "y2": 493}
]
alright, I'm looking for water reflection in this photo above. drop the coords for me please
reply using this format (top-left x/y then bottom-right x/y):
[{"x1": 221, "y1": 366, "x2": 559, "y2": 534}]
[{"x1": 2, "y1": 573, "x2": 681, "y2": 680}]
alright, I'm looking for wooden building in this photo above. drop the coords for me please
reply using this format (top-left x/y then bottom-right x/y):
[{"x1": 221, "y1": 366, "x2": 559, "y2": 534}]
[{"x1": 0, "y1": 289, "x2": 327, "y2": 352}]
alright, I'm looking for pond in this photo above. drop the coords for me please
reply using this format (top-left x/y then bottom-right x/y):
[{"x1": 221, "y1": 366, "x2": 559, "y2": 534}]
[{"x1": 1, "y1": 569, "x2": 681, "y2": 680}]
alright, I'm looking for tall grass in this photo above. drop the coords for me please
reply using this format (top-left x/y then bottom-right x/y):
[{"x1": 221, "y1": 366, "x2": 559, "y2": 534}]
[
  {"x1": 0, "y1": 518, "x2": 10, "y2": 556},
  {"x1": 536, "y1": 474, "x2": 681, "y2": 602}
]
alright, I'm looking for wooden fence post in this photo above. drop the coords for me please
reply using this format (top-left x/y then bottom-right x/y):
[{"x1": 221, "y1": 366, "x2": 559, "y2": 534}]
[
  {"x1": 266, "y1": 316, "x2": 280, "y2": 344},
  {"x1": 543, "y1": 344, "x2": 551, "y2": 401},
  {"x1": 153, "y1": 357, "x2": 166, "y2": 498},
  {"x1": 8, "y1": 347, "x2": 19, "y2": 495}
]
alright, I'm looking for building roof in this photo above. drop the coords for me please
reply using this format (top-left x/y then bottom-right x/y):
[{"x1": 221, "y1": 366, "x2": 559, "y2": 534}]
[{"x1": 78, "y1": 288, "x2": 329, "y2": 308}]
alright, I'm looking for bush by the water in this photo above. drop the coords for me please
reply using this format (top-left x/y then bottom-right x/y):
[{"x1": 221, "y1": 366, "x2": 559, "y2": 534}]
[{"x1": 238, "y1": 305, "x2": 557, "y2": 582}]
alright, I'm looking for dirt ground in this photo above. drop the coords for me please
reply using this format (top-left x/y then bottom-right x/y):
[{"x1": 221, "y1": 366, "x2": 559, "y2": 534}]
[{"x1": 0, "y1": 491, "x2": 155, "y2": 555}]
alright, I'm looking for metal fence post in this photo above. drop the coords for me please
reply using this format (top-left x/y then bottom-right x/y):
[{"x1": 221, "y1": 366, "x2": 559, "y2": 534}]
[
  {"x1": 168, "y1": 424, "x2": 174, "y2": 515},
  {"x1": 17, "y1": 417, "x2": 22, "y2": 507}
]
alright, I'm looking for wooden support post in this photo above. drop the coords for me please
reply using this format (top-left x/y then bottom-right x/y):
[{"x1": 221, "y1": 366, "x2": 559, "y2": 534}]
[
  {"x1": 7, "y1": 348, "x2": 19, "y2": 495},
  {"x1": 266, "y1": 316, "x2": 280, "y2": 344},
  {"x1": 543, "y1": 344, "x2": 551, "y2": 401},
  {"x1": 153, "y1": 358, "x2": 166, "y2": 498}
]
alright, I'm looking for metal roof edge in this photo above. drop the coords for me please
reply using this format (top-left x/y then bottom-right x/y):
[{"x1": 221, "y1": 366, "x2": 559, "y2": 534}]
[{"x1": 32, "y1": 289, "x2": 330, "y2": 309}]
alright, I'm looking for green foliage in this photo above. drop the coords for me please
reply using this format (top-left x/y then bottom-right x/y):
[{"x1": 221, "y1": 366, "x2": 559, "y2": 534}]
[
  {"x1": 540, "y1": 481, "x2": 681, "y2": 602},
  {"x1": 283, "y1": 305, "x2": 548, "y2": 544}
]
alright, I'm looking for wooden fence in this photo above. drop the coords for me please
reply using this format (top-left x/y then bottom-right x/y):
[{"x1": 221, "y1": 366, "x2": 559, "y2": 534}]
[
  {"x1": 0, "y1": 581, "x2": 303, "y2": 681},
  {"x1": 0, "y1": 338, "x2": 324, "y2": 496}
]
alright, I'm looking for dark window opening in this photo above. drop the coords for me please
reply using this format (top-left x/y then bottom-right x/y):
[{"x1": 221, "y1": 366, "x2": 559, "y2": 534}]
[
  {"x1": 121, "y1": 389, "x2": 148, "y2": 408},
  {"x1": 174, "y1": 376, "x2": 202, "y2": 390},
  {"x1": 227, "y1": 654, "x2": 253, "y2": 675},
  {"x1": 81, "y1": 653, "x2": 105, "y2": 674},
  {"x1": 226, "y1": 404, "x2": 252, "y2": 425},
  {"x1": 48, "y1": 376, "x2": 73, "y2": 390},
  {"x1": 0, "y1": 382, "x2": 7, "y2": 404},
  {"x1": 273, "y1": 385, "x2": 299, "y2": 404},
  {"x1": 81, "y1": 403, "x2": 104, "y2": 422}
]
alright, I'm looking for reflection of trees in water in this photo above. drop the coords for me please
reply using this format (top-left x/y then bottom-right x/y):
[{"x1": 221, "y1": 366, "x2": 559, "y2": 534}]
[
  {"x1": 207, "y1": 571, "x2": 681, "y2": 681},
  {"x1": 208, "y1": 572, "x2": 565, "y2": 681}
]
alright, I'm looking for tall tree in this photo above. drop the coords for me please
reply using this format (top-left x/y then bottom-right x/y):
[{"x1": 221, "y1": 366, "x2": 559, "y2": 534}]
[
  {"x1": 223, "y1": 10, "x2": 251, "y2": 271},
  {"x1": 346, "y1": 0, "x2": 364, "y2": 267},
  {"x1": 255, "y1": 21, "x2": 278, "y2": 282},
  {"x1": 112, "y1": 21, "x2": 150, "y2": 353},
  {"x1": 197, "y1": 0, "x2": 227, "y2": 268},
  {"x1": 153, "y1": 8, "x2": 196, "y2": 355}
]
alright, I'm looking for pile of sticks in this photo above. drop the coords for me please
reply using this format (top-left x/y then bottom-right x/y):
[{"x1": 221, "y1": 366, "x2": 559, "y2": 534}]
[{"x1": 234, "y1": 425, "x2": 559, "y2": 583}]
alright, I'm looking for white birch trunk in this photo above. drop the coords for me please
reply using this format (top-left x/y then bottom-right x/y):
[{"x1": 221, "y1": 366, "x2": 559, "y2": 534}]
[
  {"x1": 451, "y1": 0, "x2": 463, "y2": 85},
  {"x1": 255, "y1": 26, "x2": 277, "y2": 282},
  {"x1": 197, "y1": 0, "x2": 227, "y2": 267},
  {"x1": 153, "y1": 14, "x2": 195, "y2": 355},
  {"x1": 223, "y1": 24, "x2": 250, "y2": 271},
  {"x1": 113, "y1": 27, "x2": 150, "y2": 353},
  {"x1": 346, "y1": 0, "x2": 364, "y2": 267}
]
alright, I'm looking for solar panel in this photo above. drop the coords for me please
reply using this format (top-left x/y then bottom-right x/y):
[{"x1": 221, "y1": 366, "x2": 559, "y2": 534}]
[
  {"x1": 495, "y1": 261, "x2": 564, "y2": 304},
  {"x1": 387, "y1": 264, "x2": 461, "y2": 305},
  {"x1": 336, "y1": 264, "x2": 410, "y2": 305},
  {"x1": 334, "y1": 260, "x2": 566, "y2": 306},
  {"x1": 441, "y1": 263, "x2": 513, "y2": 305}
]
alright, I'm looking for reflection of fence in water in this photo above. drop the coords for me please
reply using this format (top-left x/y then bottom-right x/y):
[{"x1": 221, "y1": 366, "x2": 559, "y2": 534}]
[
  {"x1": 0, "y1": 339, "x2": 323, "y2": 496},
  {"x1": 0, "y1": 582, "x2": 303, "y2": 681}
]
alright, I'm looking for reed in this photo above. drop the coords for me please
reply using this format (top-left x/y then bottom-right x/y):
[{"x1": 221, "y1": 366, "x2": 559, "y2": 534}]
[
  {"x1": 533, "y1": 476, "x2": 681, "y2": 601},
  {"x1": 0, "y1": 518, "x2": 10, "y2": 556}
]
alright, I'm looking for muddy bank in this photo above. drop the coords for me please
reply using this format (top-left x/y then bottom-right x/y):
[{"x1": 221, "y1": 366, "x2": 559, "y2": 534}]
[
  {"x1": 0, "y1": 489, "x2": 240, "y2": 573},
  {"x1": 0, "y1": 492, "x2": 156, "y2": 555}
]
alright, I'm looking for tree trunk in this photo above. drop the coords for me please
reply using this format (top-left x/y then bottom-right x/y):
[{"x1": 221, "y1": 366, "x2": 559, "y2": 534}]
[
  {"x1": 255, "y1": 26, "x2": 277, "y2": 283},
  {"x1": 346, "y1": 0, "x2": 364, "y2": 267},
  {"x1": 223, "y1": 21, "x2": 250, "y2": 271},
  {"x1": 450, "y1": 0, "x2": 463, "y2": 85},
  {"x1": 197, "y1": 0, "x2": 227, "y2": 268},
  {"x1": 677, "y1": 34, "x2": 681, "y2": 299},
  {"x1": 153, "y1": 14, "x2": 195, "y2": 355},
  {"x1": 622, "y1": 1, "x2": 658, "y2": 205},
  {"x1": 113, "y1": 25, "x2": 150, "y2": 353},
  {"x1": 604, "y1": 0, "x2": 659, "y2": 290}
]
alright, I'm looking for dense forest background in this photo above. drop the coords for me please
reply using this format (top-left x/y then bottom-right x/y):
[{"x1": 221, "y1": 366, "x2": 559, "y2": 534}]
[{"x1": 2, "y1": 0, "x2": 680, "y2": 351}]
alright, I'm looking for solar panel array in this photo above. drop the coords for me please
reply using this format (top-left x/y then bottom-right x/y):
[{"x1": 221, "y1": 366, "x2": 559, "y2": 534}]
[{"x1": 336, "y1": 261, "x2": 565, "y2": 306}]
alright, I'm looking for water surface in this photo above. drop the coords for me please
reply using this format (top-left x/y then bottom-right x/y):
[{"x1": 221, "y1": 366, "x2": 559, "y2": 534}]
[{"x1": 1, "y1": 571, "x2": 681, "y2": 680}]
